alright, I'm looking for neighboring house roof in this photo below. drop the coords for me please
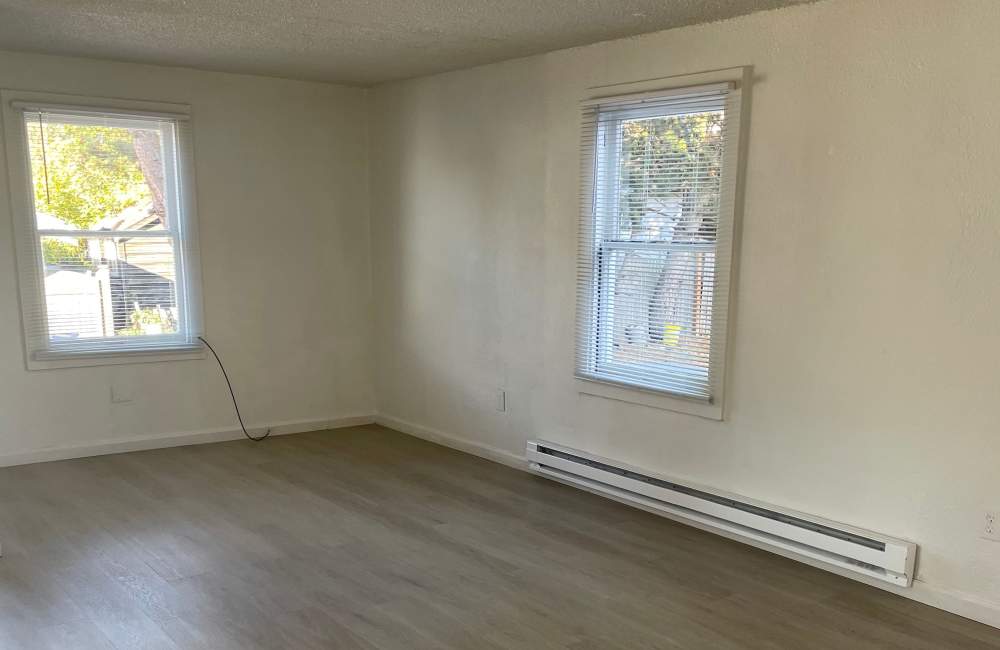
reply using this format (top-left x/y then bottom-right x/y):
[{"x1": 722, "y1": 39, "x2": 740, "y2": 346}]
[
  {"x1": 92, "y1": 204, "x2": 161, "y2": 232},
  {"x1": 35, "y1": 211, "x2": 80, "y2": 249},
  {"x1": 38, "y1": 204, "x2": 161, "y2": 234},
  {"x1": 35, "y1": 211, "x2": 76, "y2": 230}
]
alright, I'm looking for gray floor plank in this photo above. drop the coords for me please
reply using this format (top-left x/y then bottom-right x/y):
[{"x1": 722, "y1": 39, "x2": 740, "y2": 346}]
[{"x1": 0, "y1": 424, "x2": 996, "y2": 649}]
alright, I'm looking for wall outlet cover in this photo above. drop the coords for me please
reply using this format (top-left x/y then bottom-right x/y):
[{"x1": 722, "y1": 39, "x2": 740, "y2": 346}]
[{"x1": 983, "y1": 511, "x2": 1000, "y2": 541}]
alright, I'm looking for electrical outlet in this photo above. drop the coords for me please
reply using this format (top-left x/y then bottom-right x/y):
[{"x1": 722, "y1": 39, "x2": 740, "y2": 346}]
[
  {"x1": 983, "y1": 511, "x2": 1000, "y2": 541},
  {"x1": 496, "y1": 389, "x2": 506, "y2": 413}
]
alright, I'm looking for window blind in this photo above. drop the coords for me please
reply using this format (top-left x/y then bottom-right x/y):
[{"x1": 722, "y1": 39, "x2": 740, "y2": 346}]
[
  {"x1": 11, "y1": 105, "x2": 202, "y2": 361},
  {"x1": 575, "y1": 83, "x2": 742, "y2": 402}
]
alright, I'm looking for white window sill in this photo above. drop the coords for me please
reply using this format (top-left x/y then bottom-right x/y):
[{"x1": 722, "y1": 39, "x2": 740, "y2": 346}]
[
  {"x1": 28, "y1": 343, "x2": 205, "y2": 370},
  {"x1": 575, "y1": 376, "x2": 723, "y2": 421}
]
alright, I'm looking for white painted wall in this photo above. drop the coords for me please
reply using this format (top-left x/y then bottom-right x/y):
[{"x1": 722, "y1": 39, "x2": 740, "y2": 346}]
[
  {"x1": 2, "y1": 0, "x2": 999, "y2": 626},
  {"x1": 0, "y1": 51, "x2": 375, "y2": 460},
  {"x1": 370, "y1": 0, "x2": 1000, "y2": 622}
]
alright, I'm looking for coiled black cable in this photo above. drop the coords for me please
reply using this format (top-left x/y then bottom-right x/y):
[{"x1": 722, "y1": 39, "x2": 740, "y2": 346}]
[{"x1": 199, "y1": 336, "x2": 271, "y2": 442}]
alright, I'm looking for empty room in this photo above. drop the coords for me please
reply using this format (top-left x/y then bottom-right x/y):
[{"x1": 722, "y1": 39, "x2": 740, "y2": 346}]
[{"x1": 0, "y1": 0, "x2": 998, "y2": 647}]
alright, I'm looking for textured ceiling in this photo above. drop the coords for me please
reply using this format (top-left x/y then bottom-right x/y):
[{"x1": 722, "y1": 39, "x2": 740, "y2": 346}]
[{"x1": 0, "y1": 0, "x2": 813, "y2": 86}]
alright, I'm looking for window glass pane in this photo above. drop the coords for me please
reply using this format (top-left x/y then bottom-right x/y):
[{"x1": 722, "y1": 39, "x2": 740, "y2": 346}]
[
  {"x1": 589, "y1": 104, "x2": 726, "y2": 398},
  {"x1": 602, "y1": 247, "x2": 714, "y2": 378},
  {"x1": 613, "y1": 110, "x2": 723, "y2": 243},
  {"x1": 40, "y1": 235, "x2": 179, "y2": 343},
  {"x1": 25, "y1": 116, "x2": 168, "y2": 232}
]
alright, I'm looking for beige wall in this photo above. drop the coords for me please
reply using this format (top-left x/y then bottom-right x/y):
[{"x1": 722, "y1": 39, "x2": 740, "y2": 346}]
[
  {"x1": 370, "y1": 0, "x2": 1000, "y2": 621},
  {"x1": 0, "y1": 51, "x2": 375, "y2": 459}
]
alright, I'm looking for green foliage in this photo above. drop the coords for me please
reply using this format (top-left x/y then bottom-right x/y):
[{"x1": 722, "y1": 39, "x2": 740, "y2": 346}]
[
  {"x1": 118, "y1": 306, "x2": 177, "y2": 336},
  {"x1": 41, "y1": 238, "x2": 91, "y2": 268},
  {"x1": 619, "y1": 111, "x2": 724, "y2": 241},
  {"x1": 27, "y1": 122, "x2": 151, "y2": 229}
]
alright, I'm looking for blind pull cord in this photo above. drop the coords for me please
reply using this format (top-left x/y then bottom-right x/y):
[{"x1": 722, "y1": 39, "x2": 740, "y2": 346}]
[{"x1": 38, "y1": 112, "x2": 52, "y2": 206}]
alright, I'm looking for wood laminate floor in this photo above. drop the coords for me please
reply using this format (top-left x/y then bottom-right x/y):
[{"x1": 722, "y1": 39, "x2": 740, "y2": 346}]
[{"x1": 0, "y1": 424, "x2": 997, "y2": 649}]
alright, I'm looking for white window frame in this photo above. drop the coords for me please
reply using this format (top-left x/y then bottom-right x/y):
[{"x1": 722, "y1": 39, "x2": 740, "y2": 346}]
[
  {"x1": 574, "y1": 72, "x2": 747, "y2": 420},
  {"x1": 1, "y1": 90, "x2": 205, "y2": 369}
]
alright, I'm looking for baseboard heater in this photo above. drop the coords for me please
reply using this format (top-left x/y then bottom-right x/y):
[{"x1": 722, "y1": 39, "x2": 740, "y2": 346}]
[{"x1": 527, "y1": 440, "x2": 916, "y2": 587}]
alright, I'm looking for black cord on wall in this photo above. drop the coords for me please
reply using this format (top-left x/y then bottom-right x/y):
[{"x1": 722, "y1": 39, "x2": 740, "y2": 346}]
[{"x1": 199, "y1": 336, "x2": 271, "y2": 442}]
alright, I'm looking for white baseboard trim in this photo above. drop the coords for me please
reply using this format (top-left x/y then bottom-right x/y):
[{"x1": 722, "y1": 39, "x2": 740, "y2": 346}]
[
  {"x1": 907, "y1": 580, "x2": 1000, "y2": 630},
  {"x1": 373, "y1": 413, "x2": 526, "y2": 470},
  {"x1": 0, "y1": 414, "x2": 375, "y2": 468},
  {"x1": 372, "y1": 413, "x2": 1000, "y2": 631}
]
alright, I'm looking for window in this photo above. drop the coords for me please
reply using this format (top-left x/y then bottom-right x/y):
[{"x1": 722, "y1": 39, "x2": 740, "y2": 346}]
[
  {"x1": 2, "y1": 93, "x2": 202, "y2": 368},
  {"x1": 575, "y1": 82, "x2": 742, "y2": 408}
]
